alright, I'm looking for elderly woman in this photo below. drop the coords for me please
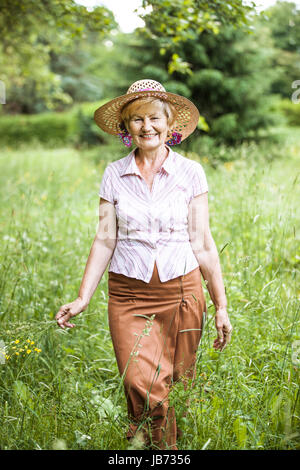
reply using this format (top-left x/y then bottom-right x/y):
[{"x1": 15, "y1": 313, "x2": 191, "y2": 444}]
[{"x1": 55, "y1": 79, "x2": 232, "y2": 450}]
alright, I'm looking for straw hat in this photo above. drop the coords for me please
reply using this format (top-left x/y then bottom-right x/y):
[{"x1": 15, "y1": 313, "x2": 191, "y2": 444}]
[{"x1": 94, "y1": 79, "x2": 199, "y2": 142}]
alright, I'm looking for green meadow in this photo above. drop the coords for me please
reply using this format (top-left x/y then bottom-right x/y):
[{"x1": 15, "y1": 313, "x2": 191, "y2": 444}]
[{"x1": 0, "y1": 128, "x2": 299, "y2": 450}]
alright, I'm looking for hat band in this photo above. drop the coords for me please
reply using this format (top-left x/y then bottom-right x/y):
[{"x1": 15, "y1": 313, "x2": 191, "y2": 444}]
[{"x1": 132, "y1": 87, "x2": 157, "y2": 92}]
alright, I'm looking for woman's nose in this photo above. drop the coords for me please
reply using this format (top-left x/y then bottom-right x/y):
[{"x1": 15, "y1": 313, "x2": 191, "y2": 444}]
[{"x1": 141, "y1": 118, "x2": 152, "y2": 131}]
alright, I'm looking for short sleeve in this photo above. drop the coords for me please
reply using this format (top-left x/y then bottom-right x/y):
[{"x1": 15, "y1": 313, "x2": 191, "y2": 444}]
[
  {"x1": 98, "y1": 165, "x2": 114, "y2": 204},
  {"x1": 191, "y1": 162, "x2": 209, "y2": 199}
]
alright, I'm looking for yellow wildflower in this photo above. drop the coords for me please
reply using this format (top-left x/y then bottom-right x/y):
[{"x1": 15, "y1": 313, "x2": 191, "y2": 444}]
[
  {"x1": 26, "y1": 339, "x2": 31, "y2": 343},
  {"x1": 19, "y1": 348, "x2": 24, "y2": 352},
  {"x1": 26, "y1": 349, "x2": 32, "y2": 354},
  {"x1": 15, "y1": 352, "x2": 19, "y2": 356},
  {"x1": 15, "y1": 340, "x2": 20, "y2": 344},
  {"x1": 30, "y1": 341, "x2": 34, "y2": 345},
  {"x1": 224, "y1": 161, "x2": 234, "y2": 171}
]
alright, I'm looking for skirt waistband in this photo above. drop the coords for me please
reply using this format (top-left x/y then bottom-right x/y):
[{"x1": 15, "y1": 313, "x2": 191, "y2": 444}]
[{"x1": 108, "y1": 261, "x2": 203, "y2": 301}]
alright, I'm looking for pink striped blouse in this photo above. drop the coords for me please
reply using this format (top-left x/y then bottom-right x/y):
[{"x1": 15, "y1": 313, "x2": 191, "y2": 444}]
[{"x1": 99, "y1": 145, "x2": 209, "y2": 283}]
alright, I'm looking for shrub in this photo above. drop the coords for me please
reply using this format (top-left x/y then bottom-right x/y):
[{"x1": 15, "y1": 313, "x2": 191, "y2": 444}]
[
  {"x1": 0, "y1": 112, "x2": 76, "y2": 146},
  {"x1": 277, "y1": 98, "x2": 300, "y2": 127},
  {"x1": 0, "y1": 100, "x2": 109, "y2": 147}
]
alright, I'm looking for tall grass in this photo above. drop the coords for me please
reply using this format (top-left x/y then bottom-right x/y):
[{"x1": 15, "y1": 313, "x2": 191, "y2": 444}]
[{"x1": 0, "y1": 129, "x2": 299, "y2": 450}]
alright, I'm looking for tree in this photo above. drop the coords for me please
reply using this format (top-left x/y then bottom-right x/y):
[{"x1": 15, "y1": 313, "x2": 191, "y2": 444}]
[
  {"x1": 0, "y1": 0, "x2": 115, "y2": 51},
  {"x1": 258, "y1": 1, "x2": 300, "y2": 98},
  {"x1": 184, "y1": 22, "x2": 276, "y2": 143},
  {"x1": 0, "y1": 0, "x2": 116, "y2": 113},
  {"x1": 261, "y1": 1, "x2": 300, "y2": 51},
  {"x1": 139, "y1": 0, "x2": 256, "y2": 73},
  {"x1": 49, "y1": 30, "x2": 139, "y2": 106}
]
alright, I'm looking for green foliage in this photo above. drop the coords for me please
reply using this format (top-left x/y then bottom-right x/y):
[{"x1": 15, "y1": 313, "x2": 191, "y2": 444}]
[
  {"x1": 0, "y1": 0, "x2": 116, "y2": 113},
  {"x1": 0, "y1": 0, "x2": 116, "y2": 48},
  {"x1": 0, "y1": 113, "x2": 76, "y2": 146},
  {"x1": 140, "y1": 0, "x2": 255, "y2": 73},
  {"x1": 181, "y1": 23, "x2": 277, "y2": 143},
  {"x1": 211, "y1": 113, "x2": 240, "y2": 141},
  {"x1": 0, "y1": 101, "x2": 109, "y2": 147},
  {"x1": 76, "y1": 108, "x2": 106, "y2": 147},
  {"x1": 259, "y1": 2, "x2": 300, "y2": 98},
  {"x1": 261, "y1": 1, "x2": 300, "y2": 51},
  {"x1": 233, "y1": 417, "x2": 248, "y2": 448},
  {"x1": 275, "y1": 98, "x2": 300, "y2": 126},
  {"x1": 168, "y1": 53, "x2": 193, "y2": 75},
  {"x1": 50, "y1": 40, "x2": 105, "y2": 105}
]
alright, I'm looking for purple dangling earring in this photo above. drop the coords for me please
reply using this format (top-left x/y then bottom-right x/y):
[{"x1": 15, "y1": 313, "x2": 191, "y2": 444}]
[
  {"x1": 166, "y1": 131, "x2": 182, "y2": 146},
  {"x1": 117, "y1": 130, "x2": 132, "y2": 147}
]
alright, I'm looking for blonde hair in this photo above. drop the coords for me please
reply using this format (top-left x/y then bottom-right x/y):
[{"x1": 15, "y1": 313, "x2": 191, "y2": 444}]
[{"x1": 120, "y1": 97, "x2": 177, "y2": 131}]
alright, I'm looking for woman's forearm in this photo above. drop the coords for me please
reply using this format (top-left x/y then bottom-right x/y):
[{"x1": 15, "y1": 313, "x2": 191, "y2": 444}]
[
  {"x1": 191, "y1": 242, "x2": 227, "y2": 311},
  {"x1": 77, "y1": 237, "x2": 116, "y2": 308}
]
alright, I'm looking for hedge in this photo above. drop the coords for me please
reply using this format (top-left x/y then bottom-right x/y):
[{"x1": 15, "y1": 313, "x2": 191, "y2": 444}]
[
  {"x1": 0, "y1": 100, "x2": 110, "y2": 147},
  {"x1": 278, "y1": 98, "x2": 300, "y2": 127}
]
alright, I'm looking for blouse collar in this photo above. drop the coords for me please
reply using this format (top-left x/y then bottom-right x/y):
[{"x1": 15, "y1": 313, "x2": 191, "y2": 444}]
[{"x1": 120, "y1": 145, "x2": 176, "y2": 177}]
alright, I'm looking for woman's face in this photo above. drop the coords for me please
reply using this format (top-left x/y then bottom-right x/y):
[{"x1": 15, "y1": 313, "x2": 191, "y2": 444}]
[{"x1": 126, "y1": 101, "x2": 169, "y2": 151}]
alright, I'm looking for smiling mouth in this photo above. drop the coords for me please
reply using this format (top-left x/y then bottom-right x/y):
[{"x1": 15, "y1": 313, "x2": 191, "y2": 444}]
[{"x1": 140, "y1": 134, "x2": 158, "y2": 139}]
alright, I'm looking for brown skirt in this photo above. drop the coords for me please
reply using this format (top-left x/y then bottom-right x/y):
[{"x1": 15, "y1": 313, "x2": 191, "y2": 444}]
[{"x1": 108, "y1": 261, "x2": 207, "y2": 450}]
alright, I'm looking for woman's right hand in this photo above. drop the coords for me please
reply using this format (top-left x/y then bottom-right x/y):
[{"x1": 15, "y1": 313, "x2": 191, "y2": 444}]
[{"x1": 55, "y1": 297, "x2": 87, "y2": 329}]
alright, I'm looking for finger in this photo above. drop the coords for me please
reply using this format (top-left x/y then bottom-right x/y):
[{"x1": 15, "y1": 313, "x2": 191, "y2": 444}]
[
  {"x1": 226, "y1": 332, "x2": 232, "y2": 343},
  {"x1": 58, "y1": 311, "x2": 71, "y2": 321},
  {"x1": 57, "y1": 313, "x2": 71, "y2": 328},
  {"x1": 214, "y1": 326, "x2": 232, "y2": 350},
  {"x1": 213, "y1": 339, "x2": 222, "y2": 350},
  {"x1": 214, "y1": 334, "x2": 229, "y2": 351},
  {"x1": 215, "y1": 338, "x2": 225, "y2": 351},
  {"x1": 223, "y1": 329, "x2": 231, "y2": 339},
  {"x1": 57, "y1": 319, "x2": 73, "y2": 329},
  {"x1": 55, "y1": 307, "x2": 70, "y2": 319},
  {"x1": 220, "y1": 337, "x2": 229, "y2": 349},
  {"x1": 221, "y1": 334, "x2": 231, "y2": 350},
  {"x1": 224, "y1": 330, "x2": 232, "y2": 344},
  {"x1": 56, "y1": 312, "x2": 67, "y2": 320},
  {"x1": 224, "y1": 326, "x2": 232, "y2": 335},
  {"x1": 217, "y1": 328, "x2": 224, "y2": 343},
  {"x1": 57, "y1": 319, "x2": 66, "y2": 329}
]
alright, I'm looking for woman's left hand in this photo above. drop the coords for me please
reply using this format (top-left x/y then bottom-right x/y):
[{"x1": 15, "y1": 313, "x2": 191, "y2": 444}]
[{"x1": 213, "y1": 308, "x2": 233, "y2": 351}]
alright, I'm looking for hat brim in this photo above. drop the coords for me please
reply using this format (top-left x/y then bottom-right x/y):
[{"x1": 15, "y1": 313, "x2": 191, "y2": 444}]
[{"x1": 94, "y1": 90, "x2": 199, "y2": 142}]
